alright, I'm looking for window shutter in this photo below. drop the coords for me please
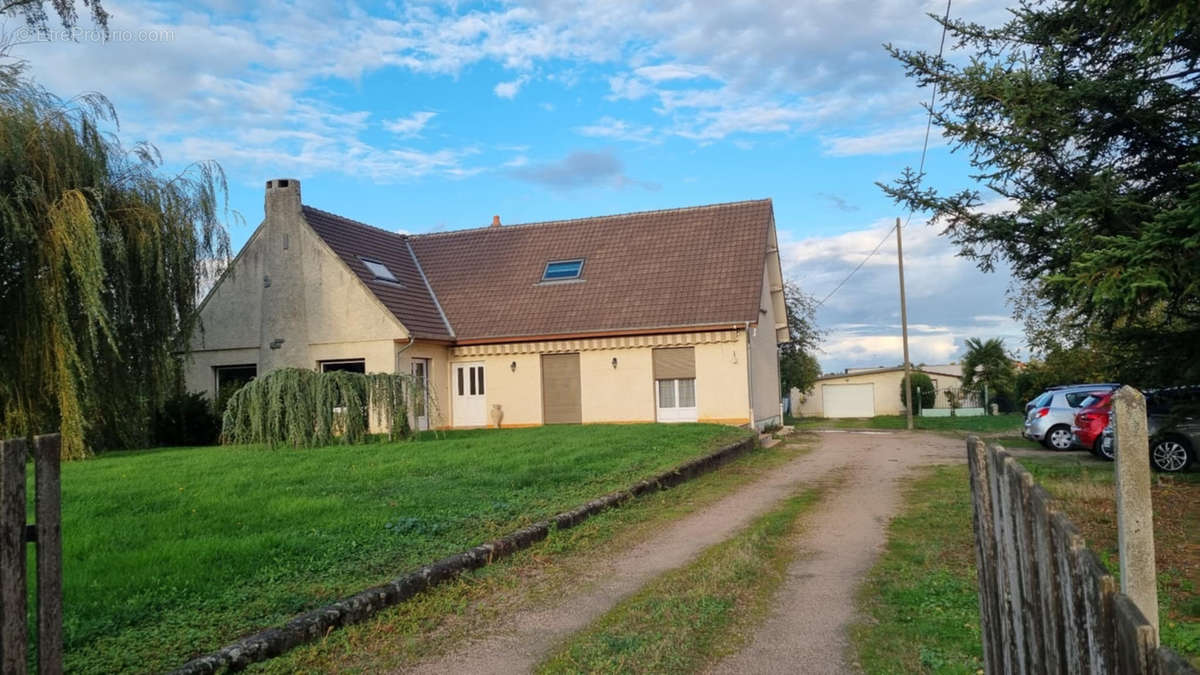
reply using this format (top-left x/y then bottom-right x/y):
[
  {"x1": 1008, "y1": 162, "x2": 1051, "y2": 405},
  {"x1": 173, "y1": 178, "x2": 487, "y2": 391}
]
[{"x1": 653, "y1": 347, "x2": 695, "y2": 380}]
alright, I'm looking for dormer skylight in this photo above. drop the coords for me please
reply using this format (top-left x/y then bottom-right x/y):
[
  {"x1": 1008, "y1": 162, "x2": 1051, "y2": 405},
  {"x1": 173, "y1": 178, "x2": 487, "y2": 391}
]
[
  {"x1": 360, "y1": 257, "x2": 399, "y2": 283},
  {"x1": 542, "y1": 259, "x2": 584, "y2": 282}
]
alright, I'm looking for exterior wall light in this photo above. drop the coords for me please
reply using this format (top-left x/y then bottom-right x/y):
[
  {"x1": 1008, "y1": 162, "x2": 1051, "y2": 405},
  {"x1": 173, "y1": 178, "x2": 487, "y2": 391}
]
[
  {"x1": 611, "y1": 357, "x2": 618, "y2": 369},
  {"x1": 269, "y1": 338, "x2": 285, "y2": 350},
  {"x1": 510, "y1": 361, "x2": 517, "y2": 372}
]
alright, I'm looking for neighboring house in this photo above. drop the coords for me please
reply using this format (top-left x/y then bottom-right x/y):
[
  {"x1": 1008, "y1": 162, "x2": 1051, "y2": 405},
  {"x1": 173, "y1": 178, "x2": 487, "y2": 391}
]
[
  {"x1": 791, "y1": 364, "x2": 966, "y2": 418},
  {"x1": 185, "y1": 178, "x2": 788, "y2": 431}
]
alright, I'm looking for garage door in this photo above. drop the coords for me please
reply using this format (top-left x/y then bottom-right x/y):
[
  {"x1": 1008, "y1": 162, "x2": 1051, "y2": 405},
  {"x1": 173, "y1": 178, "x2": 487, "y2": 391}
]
[{"x1": 822, "y1": 383, "x2": 875, "y2": 418}]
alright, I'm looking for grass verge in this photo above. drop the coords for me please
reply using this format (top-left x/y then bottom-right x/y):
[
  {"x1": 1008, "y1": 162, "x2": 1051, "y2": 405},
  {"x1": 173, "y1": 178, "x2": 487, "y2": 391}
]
[
  {"x1": 45, "y1": 424, "x2": 746, "y2": 674},
  {"x1": 1021, "y1": 455, "x2": 1200, "y2": 665},
  {"x1": 851, "y1": 464, "x2": 984, "y2": 674},
  {"x1": 790, "y1": 414, "x2": 1022, "y2": 434},
  {"x1": 256, "y1": 434, "x2": 818, "y2": 673},
  {"x1": 536, "y1": 479, "x2": 833, "y2": 674}
]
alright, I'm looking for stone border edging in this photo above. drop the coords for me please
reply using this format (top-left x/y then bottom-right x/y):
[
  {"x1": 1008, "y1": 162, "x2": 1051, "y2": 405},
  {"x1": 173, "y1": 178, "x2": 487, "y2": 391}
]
[{"x1": 171, "y1": 434, "x2": 758, "y2": 674}]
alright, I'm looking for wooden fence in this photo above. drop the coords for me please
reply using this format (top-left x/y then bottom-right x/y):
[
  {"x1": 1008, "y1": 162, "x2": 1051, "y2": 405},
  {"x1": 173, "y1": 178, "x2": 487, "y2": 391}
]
[
  {"x1": 0, "y1": 434, "x2": 63, "y2": 675},
  {"x1": 967, "y1": 437, "x2": 1196, "y2": 674}
]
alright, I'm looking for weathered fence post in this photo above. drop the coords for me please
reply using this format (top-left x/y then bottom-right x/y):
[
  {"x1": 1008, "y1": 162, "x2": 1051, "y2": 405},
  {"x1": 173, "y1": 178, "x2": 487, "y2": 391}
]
[
  {"x1": 1011, "y1": 466, "x2": 1045, "y2": 670},
  {"x1": 1030, "y1": 484, "x2": 1063, "y2": 671},
  {"x1": 1, "y1": 438, "x2": 28, "y2": 675},
  {"x1": 35, "y1": 434, "x2": 64, "y2": 675},
  {"x1": 967, "y1": 437, "x2": 1001, "y2": 672},
  {"x1": 969, "y1": 436, "x2": 1195, "y2": 674},
  {"x1": 1111, "y1": 385, "x2": 1159, "y2": 641},
  {"x1": 1051, "y1": 511, "x2": 1088, "y2": 675}
]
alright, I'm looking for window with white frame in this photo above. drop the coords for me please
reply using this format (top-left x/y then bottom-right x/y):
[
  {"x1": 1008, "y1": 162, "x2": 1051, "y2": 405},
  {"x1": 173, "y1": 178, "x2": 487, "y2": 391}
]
[{"x1": 653, "y1": 347, "x2": 697, "y2": 422}]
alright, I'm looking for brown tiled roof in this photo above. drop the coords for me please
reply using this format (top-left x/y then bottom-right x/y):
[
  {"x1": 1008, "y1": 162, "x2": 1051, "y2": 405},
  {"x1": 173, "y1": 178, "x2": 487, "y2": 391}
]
[
  {"x1": 302, "y1": 206, "x2": 453, "y2": 340},
  {"x1": 409, "y1": 200, "x2": 773, "y2": 341},
  {"x1": 303, "y1": 200, "x2": 773, "y2": 343}
]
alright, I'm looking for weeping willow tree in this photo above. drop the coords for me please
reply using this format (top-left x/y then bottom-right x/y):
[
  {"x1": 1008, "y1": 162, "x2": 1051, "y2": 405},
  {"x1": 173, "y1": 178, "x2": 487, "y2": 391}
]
[
  {"x1": 221, "y1": 369, "x2": 421, "y2": 447},
  {"x1": 0, "y1": 61, "x2": 233, "y2": 458}
]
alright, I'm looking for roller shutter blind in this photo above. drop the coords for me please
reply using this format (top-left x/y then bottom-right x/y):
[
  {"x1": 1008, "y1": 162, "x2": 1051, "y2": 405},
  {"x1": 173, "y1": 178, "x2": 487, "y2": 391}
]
[
  {"x1": 652, "y1": 347, "x2": 695, "y2": 380},
  {"x1": 541, "y1": 353, "x2": 582, "y2": 424}
]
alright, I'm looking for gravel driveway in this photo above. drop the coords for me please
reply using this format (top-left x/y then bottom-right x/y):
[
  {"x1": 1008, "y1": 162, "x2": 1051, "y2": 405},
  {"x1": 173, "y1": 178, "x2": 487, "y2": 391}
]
[{"x1": 399, "y1": 430, "x2": 966, "y2": 674}]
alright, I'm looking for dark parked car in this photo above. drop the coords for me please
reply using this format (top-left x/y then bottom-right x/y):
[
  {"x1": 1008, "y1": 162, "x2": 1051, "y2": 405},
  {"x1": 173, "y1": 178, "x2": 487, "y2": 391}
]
[
  {"x1": 1097, "y1": 386, "x2": 1198, "y2": 472},
  {"x1": 1146, "y1": 387, "x2": 1198, "y2": 473}
]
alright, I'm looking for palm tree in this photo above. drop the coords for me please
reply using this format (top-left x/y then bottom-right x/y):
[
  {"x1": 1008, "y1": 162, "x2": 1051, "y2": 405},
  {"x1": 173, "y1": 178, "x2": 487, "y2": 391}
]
[{"x1": 960, "y1": 338, "x2": 1016, "y2": 406}]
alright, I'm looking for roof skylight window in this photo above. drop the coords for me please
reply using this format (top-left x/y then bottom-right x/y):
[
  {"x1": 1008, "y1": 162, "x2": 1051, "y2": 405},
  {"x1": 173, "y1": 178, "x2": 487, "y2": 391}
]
[
  {"x1": 360, "y1": 257, "x2": 399, "y2": 283},
  {"x1": 542, "y1": 259, "x2": 584, "y2": 282}
]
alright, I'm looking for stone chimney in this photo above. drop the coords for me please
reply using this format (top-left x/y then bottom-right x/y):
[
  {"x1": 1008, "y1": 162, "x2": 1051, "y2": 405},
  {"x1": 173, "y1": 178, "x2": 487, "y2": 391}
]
[
  {"x1": 260, "y1": 178, "x2": 309, "y2": 373},
  {"x1": 265, "y1": 178, "x2": 302, "y2": 218},
  {"x1": 490, "y1": 215, "x2": 501, "y2": 228}
]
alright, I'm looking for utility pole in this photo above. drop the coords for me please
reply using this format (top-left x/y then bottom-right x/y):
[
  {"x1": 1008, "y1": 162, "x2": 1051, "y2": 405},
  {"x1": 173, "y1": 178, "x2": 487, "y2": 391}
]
[{"x1": 897, "y1": 218, "x2": 913, "y2": 430}]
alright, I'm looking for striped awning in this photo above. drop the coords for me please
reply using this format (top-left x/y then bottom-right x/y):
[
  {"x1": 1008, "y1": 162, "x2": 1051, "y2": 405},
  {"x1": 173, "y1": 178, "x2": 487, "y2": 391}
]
[{"x1": 449, "y1": 330, "x2": 740, "y2": 357}]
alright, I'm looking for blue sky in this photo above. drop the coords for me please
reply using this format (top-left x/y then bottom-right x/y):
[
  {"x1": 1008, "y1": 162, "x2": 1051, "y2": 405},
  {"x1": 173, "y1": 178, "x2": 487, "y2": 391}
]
[{"x1": 9, "y1": 0, "x2": 1026, "y2": 372}]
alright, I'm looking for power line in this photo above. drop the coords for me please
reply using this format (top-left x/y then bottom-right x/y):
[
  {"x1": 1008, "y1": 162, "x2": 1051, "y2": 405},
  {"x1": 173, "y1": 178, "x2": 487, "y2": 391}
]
[{"x1": 815, "y1": 0, "x2": 953, "y2": 308}]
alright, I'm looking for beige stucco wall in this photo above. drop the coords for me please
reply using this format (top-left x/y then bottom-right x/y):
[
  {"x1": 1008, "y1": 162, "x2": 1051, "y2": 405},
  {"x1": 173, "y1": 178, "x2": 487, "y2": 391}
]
[
  {"x1": 696, "y1": 339, "x2": 751, "y2": 425},
  {"x1": 184, "y1": 179, "x2": 409, "y2": 403},
  {"x1": 580, "y1": 349, "x2": 656, "y2": 424},
  {"x1": 795, "y1": 369, "x2": 952, "y2": 417},
  {"x1": 444, "y1": 333, "x2": 753, "y2": 429},
  {"x1": 748, "y1": 261, "x2": 784, "y2": 429},
  {"x1": 451, "y1": 353, "x2": 545, "y2": 427}
]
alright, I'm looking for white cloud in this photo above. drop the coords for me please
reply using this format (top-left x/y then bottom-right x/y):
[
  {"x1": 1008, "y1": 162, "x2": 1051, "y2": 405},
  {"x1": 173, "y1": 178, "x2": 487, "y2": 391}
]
[
  {"x1": 673, "y1": 103, "x2": 807, "y2": 141},
  {"x1": 782, "y1": 207, "x2": 1024, "y2": 373},
  {"x1": 383, "y1": 111, "x2": 437, "y2": 137},
  {"x1": 493, "y1": 76, "x2": 529, "y2": 99},
  {"x1": 607, "y1": 74, "x2": 653, "y2": 101},
  {"x1": 11, "y1": 2, "x2": 490, "y2": 182},
  {"x1": 633, "y1": 64, "x2": 712, "y2": 82},
  {"x1": 821, "y1": 124, "x2": 947, "y2": 157},
  {"x1": 575, "y1": 117, "x2": 658, "y2": 143},
  {"x1": 819, "y1": 332, "x2": 961, "y2": 369},
  {"x1": 7, "y1": 0, "x2": 1015, "y2": 182}
]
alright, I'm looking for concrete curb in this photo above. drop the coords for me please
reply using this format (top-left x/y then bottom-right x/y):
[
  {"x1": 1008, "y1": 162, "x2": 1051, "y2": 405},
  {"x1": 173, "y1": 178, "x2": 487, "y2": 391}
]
[{"x1": 170, "y1": 434, "x2": 758, "y2": 674}]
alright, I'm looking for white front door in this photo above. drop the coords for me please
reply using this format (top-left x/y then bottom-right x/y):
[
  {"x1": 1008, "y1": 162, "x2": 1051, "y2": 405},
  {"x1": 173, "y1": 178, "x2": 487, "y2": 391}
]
[
  {"x1": 453, "y1": 362, "x2": 487, "y2": 427},
  {"x1": 656, "y1": 378, "x2": 698, "y2": 423},
  {"x1": 411, "y1": 358, "x2": 430, "y2": 431}
]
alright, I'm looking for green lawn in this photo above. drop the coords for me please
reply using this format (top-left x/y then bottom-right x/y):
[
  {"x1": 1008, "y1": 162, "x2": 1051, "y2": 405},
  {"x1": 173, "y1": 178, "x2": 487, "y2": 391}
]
[
  {"x1": 851, "y1": 465, "x2": 984, "y2": 673},
  {"x1": 46, "y1": 424, "x2": 747, "y2": 674},
  {"x1": 790, "y1": 413, "x2": 1023, "y2": 434}
]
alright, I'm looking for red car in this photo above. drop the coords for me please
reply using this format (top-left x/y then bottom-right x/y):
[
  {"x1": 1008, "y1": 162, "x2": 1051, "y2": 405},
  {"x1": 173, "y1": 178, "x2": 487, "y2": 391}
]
[{"x1": 1072, "y1": 392, "x2": 1113, "y2": 454}]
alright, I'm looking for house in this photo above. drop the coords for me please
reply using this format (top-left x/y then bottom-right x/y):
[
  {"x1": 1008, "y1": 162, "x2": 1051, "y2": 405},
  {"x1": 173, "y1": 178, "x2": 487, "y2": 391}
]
[
  {"x1": 185, "y1": 178, "x2": 788, "y2": 430},
  {"x1": 791, "y1": 364, "x2": 967, "y2": 418}
]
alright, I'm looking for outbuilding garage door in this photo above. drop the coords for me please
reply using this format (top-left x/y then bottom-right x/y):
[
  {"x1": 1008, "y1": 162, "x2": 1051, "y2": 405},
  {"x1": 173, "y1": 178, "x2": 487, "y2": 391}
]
[{"x1": 822, "y1": 383, "x2": 875, "y2": 418}]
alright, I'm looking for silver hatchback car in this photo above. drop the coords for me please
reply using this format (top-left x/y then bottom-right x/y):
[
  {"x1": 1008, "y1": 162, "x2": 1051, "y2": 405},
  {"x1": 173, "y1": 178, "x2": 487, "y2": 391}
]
[{"x1": 1024, "y1": 384, "x2": 1121, "y2": 450}]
